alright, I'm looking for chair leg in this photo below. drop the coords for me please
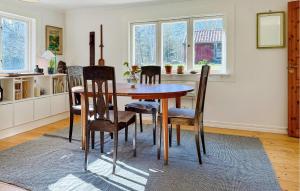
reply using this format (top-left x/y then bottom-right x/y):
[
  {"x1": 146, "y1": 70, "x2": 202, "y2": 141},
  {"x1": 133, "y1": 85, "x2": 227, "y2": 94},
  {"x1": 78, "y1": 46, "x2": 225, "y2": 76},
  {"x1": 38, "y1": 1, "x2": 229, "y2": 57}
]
[
  {"x1": 157, "y1": 116, "x2": 162, "y2": 160},
  {"x1": 152, "y1": 112, "x2": 156, "y2": 145},
  {"x1": 133, "y1": 118, "x2": 137, "y2": 157},
  {"x1": 195, "y1": 125, "x2": 202, "y2": 164},
  {"x1": 125, "y1": 126, "x2": 128, "y2": 142},
  {"x1": 84, "y1": 126, "x2": 90, "y2": 171},
  {"x1": 139, "y1": 113, "x2": 143, "y2": 132},
  {"x1": 200, "y1": 121, "x2": 206, "y2": 154},
  {"x1": 112, "y1": 131, "x2": 118, "y2": 174},
  {"x1": 169, "y1": 124, "x2": 172, "y2": 147},
  {"x1": 100, "y1": 131, "x2": 104, "y2": 153},
  {"x1": 91, "y1": 131, "x2": 95, "y2": 149},
  {"x1": 69, "y1": 113, "x2": 74, "y2": 142}
]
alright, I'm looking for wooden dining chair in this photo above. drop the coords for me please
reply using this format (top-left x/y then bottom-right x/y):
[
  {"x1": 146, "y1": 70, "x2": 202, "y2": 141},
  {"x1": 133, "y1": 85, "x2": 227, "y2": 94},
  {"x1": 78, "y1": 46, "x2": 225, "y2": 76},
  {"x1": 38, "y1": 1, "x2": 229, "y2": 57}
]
[
  {"x1": 83, "y1": 66, "x2": 137, "y2": 173},
  {"x1": 125, "y1": 66, "x2": 161, "y2": 145},
  {"x1": 157, "y1": 64, "x2": 210, "y2": 164},
  {"x1": 67, "y1": 66, "x2": 118, "y2": 147},
  {"x1": 67, "y1": 66, "x2": 87, "y2": 142}
]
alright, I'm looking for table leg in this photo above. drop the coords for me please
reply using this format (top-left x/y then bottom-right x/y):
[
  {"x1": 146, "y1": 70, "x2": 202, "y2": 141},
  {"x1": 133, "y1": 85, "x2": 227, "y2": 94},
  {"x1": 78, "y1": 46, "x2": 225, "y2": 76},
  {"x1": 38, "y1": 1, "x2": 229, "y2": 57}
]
[
  {"x1": 81, "y1": 94, "x2": 87, "y2": 150},
  {"x1": 176, "y1": 97, "x2": 181, "y2": 146},
  {"x1": 162, "y1": 98, "x2": 169, "y2": 165}
]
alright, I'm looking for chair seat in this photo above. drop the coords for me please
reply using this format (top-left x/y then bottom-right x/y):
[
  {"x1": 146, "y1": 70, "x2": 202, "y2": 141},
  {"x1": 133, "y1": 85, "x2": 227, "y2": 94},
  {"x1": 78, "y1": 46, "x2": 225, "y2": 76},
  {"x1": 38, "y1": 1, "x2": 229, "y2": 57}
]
[
  {"x1": 161, "y1": 108, "x2": 195, "y2": 126},
  {"x1": 72, "y1": 104, "x2": 94, "y2": 114},
  {"x1": 89, "y1": 110, "x2": 136, "y2": 132},
  {"x1": 168, "y1": 108, "x2": 195, "y2": 119},
  {"x1": 73, "y1": 104, "x2": 114, "y2": 113},
  {"x1": 125, "y1": 101, "x2": 159, "y2": 113}
]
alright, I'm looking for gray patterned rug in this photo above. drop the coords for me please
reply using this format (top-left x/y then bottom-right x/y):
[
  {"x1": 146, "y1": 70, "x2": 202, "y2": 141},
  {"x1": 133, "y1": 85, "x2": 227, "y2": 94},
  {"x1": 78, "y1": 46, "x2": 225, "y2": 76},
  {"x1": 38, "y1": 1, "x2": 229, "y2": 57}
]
[{"x1": 0, "y1": 124, "x2": 280, "y2": 191}]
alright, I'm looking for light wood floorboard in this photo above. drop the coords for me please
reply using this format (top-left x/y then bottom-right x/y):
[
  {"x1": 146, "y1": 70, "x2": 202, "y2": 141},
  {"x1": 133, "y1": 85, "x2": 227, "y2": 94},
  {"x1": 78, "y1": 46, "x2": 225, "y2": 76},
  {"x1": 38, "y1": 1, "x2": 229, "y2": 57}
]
[{"x1": 0, "y1": 117, "x2": 298, "y2": 191}]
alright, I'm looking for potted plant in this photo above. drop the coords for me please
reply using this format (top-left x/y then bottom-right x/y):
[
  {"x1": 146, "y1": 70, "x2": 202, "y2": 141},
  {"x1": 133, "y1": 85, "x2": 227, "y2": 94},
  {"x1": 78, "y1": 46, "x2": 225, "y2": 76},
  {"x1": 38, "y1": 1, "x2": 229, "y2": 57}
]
[
  {"x1": 177, "y1": 64, "x2": 184, "y2": 74},
  {"x1": 165, "y1": 64, "x2": 172, "y2": 74},
  {"x1": 48, "y1": 59, "x2": 55, "y2": 74},
  {"x1": 123, "y1": 62, "x2": 141, "y2": 88}
]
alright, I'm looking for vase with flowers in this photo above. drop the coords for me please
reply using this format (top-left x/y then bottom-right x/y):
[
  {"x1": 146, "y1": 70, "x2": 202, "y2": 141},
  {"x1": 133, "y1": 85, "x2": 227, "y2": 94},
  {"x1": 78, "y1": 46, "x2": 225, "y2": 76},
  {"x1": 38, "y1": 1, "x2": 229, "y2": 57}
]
[{"x1": 123, "y1": 62, "x2": 141, "y2": 88}]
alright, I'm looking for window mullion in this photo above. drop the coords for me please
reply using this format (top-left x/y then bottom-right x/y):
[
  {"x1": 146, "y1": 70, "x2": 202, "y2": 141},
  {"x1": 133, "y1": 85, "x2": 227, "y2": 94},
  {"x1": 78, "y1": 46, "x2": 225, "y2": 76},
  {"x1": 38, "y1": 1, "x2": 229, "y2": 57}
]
[
  {"x1": 130, "y1": 23, "x2": 134, "y2": 65},
  {"x1": 187, "y1": 19, "x2": 193, "y2": 72},
  {"x1": 157, "y1": 21, "x2": 161, "y2": 67}
]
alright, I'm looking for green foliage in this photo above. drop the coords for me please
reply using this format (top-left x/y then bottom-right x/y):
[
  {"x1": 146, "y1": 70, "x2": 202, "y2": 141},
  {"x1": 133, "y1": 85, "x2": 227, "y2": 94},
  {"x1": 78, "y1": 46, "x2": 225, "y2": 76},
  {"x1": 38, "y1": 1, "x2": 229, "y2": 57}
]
[
  {"x1": 198, "y1": 59, "x2": 209, "y2": 65},
  {"x1": 123, "y1": 62, "x2": 130, "y2": 69},
  {"x1": 49, "y1": 59, "x2": 56, "y2": 69},
  {"x1": 123, "y1": 71, "x2": 131, "y2": 77},
  {"x1": 123, "y1": 62, "x2": 141, "y2": 77},
  {"x1": 48, "y1": 34, "x2": 59, "y2": 53}
]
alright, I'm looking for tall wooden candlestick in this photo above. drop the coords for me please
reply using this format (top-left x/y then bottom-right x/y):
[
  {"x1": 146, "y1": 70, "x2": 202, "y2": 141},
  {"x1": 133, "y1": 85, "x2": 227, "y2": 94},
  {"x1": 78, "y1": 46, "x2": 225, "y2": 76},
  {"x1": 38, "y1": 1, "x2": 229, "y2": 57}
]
[
  {"x1": 98, "y1": 25, "x2": 105, "y2": 66},
  {"x1": 89, "y1": 32, "x2": 95, "y2": 66}
]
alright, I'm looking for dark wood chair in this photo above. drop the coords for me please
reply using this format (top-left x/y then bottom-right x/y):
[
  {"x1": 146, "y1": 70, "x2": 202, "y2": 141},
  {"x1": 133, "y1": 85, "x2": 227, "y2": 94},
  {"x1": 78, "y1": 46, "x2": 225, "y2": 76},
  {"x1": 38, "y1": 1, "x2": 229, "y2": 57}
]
[
  {"x1": 125, "y1": 66, "x2": 161, "y2": 145},
  {"x1": 83, "y1": 66, "x2": 137, "y2": 174},
  {"x1": 157, "y1": 64, "x2": 210, "y2": 164},
  {"x1": 67, "y1": 66, "x2": 117, "y2": 146},
  {"x1": 67, "y1": 66, "x2": 87, "y2": 143}
]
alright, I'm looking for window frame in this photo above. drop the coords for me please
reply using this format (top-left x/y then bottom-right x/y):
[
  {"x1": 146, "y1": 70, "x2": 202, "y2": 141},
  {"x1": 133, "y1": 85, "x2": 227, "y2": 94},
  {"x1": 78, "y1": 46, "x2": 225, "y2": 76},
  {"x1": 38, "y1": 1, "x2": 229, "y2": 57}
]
[
  {"x1": 130, "y1": 22, "x2": 158, "y2": 66},
  {"x1": 191, "y1": 15, "x2": 227, "y2": 74},
  {"x1": 130, "y1": 15, "x2": 228, "y2": 75},
  {"x1": 160, "y1": 18, "x2": 189, "y2": 71},
  {"x1": 0, "y1": 11, "x2": 34, "y2": 73}
]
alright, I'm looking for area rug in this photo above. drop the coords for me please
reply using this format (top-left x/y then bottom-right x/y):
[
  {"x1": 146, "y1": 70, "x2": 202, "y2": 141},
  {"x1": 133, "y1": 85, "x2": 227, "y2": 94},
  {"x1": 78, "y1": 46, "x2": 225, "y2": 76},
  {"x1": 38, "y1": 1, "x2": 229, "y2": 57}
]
[{"x1": 0, "y1": 124, "x2": 280, "y2": 191}]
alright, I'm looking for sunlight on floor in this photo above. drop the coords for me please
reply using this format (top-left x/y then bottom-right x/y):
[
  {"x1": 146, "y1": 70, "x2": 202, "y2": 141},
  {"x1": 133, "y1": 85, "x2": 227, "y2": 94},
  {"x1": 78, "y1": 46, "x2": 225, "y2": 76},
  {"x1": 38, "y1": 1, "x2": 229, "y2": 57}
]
[
  {"x1": 48, "y1": 174, "x2": 101, "y2": 191},
  {"x1": 48, "y1": 155, "x2": 150, "y2": 191},
  {"x1": 88, "y1": 155, "x2": 149, "y2": 191}
]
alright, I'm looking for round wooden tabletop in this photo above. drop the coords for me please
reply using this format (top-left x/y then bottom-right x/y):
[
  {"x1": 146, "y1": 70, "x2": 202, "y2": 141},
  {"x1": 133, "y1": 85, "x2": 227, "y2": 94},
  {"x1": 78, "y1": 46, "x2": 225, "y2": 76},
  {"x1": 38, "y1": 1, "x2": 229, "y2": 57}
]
[{"x1": 72, "y1": 83, "x2": 194, "y2": 99}]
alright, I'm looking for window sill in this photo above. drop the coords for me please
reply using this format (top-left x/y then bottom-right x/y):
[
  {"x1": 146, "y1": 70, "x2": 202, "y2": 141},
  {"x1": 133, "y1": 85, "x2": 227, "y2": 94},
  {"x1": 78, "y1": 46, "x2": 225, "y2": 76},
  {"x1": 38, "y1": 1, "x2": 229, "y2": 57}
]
[{"x1": 161, "y1": 72, "x2": 232, "y2": 82}]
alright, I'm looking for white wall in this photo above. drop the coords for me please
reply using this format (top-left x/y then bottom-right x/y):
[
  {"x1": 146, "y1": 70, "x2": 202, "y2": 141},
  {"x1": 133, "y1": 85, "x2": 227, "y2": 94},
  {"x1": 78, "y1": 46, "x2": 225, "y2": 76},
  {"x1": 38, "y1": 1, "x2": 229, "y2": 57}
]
[
  {"x1": 0, "y1": 0, "x2": 66, "y2": 65},
  {"x1": 65, "y1": 0, "x2": 287, "y2": 133}
]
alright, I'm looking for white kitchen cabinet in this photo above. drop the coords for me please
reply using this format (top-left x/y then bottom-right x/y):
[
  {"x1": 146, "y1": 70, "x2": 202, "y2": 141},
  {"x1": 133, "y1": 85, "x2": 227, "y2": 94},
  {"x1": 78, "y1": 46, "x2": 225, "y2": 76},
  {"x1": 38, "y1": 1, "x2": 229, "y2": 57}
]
[
  {"x1": 14, "y1": 100, "x2": 34, "y2": 125},
  {"x1": 51, "y1": 94, "x2": 67, "y2": 115},
  {"x1": 65, "y1": 94, "x2": 70, "y2": 112},
  {"x1": 0, "y1": 104, "x2": 14, "y2": 130},
  {"x1": 34, "y1": 97, "x2": 51, "y2": 120}
]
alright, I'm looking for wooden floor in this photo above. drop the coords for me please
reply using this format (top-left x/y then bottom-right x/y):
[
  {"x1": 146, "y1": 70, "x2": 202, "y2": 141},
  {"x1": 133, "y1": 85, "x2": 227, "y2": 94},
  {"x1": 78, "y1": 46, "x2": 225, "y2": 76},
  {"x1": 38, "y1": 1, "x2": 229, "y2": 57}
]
[{"x1": 0, "y1": 117, "x2": 298, "y2": 191}]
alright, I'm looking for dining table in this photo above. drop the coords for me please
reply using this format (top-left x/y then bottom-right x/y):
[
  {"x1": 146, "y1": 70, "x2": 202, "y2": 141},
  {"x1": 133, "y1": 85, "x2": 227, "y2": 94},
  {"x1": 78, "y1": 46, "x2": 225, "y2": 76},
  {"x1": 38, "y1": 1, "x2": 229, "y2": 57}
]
[{"x1": 72, "y1": 83, "x2": 194, "y2": 165}]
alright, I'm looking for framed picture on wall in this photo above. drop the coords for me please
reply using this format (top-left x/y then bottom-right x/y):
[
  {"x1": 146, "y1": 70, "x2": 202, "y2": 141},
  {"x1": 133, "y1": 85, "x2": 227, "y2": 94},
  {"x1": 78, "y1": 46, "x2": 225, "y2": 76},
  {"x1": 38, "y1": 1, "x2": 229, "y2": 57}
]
[
  {"x1": 257, "y1": 11, "x2": 285, "y2": 48},
  {"x1": 46, "y1": 25, "x2": 63, "y2": 55}
]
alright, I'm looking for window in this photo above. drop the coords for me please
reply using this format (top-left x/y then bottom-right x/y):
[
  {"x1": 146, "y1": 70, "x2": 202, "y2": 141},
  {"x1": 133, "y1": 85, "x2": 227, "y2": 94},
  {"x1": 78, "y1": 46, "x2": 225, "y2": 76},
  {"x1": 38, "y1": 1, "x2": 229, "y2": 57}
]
[
  {"x1": 131, "y1": 16, "x2": 227, "y2": 74},
  {"x1": 162, "y1": 21, "x2": 187, "y2": 67},
  {"x1": 0, "y1": 12, "x2": 33, "y2": 72},
  {"x1": 193, "y1": 18, "x2": 226, "y2": 73},
  {"x1": 132, "y1": 23, "x2": 156, "y2": 66}
]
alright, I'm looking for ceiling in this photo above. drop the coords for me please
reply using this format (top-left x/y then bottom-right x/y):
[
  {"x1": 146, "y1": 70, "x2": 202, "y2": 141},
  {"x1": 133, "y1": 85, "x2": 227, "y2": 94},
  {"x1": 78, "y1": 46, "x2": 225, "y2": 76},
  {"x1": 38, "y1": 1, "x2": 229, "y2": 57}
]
[{"x1": 21, "y1": 0, "x2": 190, "y2": 10}]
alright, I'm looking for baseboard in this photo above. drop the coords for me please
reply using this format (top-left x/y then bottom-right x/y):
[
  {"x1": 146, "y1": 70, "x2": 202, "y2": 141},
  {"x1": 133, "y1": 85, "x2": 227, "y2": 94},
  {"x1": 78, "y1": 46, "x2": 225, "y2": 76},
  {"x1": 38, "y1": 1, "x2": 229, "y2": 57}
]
[
  {"x1": 142, "y1": 115, "x2": 287, "y2": 134},
  {"x1": 204, "y1": 120, "x2": 287, "y2": 134},
  {"x1": 0, "y1": 112, "x2": 69, "y2": 140}
]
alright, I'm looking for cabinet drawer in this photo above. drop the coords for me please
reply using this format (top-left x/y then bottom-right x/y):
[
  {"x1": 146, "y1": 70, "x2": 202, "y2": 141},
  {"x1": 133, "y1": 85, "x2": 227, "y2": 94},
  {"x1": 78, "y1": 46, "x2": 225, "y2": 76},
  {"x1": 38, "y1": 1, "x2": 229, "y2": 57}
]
[
  {"x1": 14, "y1": 100, "x2": 34, "y2": 125},
  {"x1": 51, "y1": 94, "x2": 67, "y2": 115},
  {"x1": 0, "y1": 104, "x2": 14, "y2": 130},
  {"x1": 65, "y1": 94, "x2": 70, "y2": 112},
  {"x1": 34, "y1": 97, "x2": 51, "y2": 120}
]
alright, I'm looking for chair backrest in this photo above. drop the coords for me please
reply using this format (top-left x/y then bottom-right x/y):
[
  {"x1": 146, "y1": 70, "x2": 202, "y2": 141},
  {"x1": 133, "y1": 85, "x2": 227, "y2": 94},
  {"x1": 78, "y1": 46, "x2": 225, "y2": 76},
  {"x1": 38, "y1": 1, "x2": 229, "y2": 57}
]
[
  {"x1": 194, "y1": 65, "x2": 210, "y2": 124},
  {"x1": 83, "y1": 66, "x2": 118, "y2": 127},
  {"x1": 140, "y1": 66, "x2": 161, "y2": 102},
  {"x1": 67, "y1": 66, "x2": 83, "y2": 107},
  {"x1": 140, "y1": 66, "x2": 161, "y2": 85}
]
